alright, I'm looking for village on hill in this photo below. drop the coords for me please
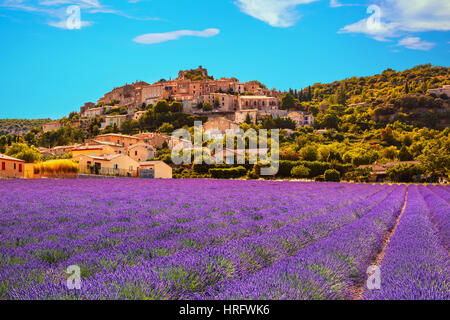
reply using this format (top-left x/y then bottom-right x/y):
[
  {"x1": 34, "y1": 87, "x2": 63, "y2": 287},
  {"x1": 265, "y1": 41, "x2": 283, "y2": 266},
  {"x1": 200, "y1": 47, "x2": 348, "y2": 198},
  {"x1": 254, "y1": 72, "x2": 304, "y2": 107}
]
[
  {"x1": 1, "y1": 65, "x2": 449, "y2": 183},
  {"x1": 45, "y1": 65, "x2": 314, "y2": 134},
  {"x1": 1, "y1": 66, "x2": 315, "y2": 180}
]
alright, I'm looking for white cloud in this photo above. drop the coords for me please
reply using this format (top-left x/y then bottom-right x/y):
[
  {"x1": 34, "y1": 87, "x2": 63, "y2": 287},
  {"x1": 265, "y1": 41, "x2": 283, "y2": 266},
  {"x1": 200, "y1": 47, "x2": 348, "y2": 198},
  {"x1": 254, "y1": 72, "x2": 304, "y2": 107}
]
[
  {"x1": 329, "y1": 0, "x2": 342, "y2": 7},
  {"x1": 339, "y1": 0, "x2": 449, "y2": 49},
  {"x1": 0, "y1": 0, "x2": 155, "y2": 28},
  {"x1": 47, "y1": 18, "x2": 91, "y2": 29},
  {"x1": 235, "y1": 0, "x2": 318, "y2": 27},
  {"x1": 329, "y1": 0, "x2": 358, "y2": 8},
  {"x1": 397, "y1": 37, "x2": 436, "y2": 51},
  {"x1": 133, "y1": 28, "x2": 220, "y2": 44}
]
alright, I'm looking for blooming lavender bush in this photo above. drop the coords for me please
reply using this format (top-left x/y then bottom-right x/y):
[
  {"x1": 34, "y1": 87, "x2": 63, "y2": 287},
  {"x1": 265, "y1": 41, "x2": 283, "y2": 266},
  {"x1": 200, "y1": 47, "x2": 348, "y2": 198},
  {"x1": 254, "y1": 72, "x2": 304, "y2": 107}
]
[{"x1": 0, "y1": 179, "x2": 448, "y2": 300}]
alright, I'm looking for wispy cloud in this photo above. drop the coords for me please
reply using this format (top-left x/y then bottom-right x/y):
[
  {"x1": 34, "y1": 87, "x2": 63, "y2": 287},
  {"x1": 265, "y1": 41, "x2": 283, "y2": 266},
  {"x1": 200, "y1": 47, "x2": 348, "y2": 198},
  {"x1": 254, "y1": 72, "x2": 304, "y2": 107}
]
[
  {"x1": 47, "y1": 18, "x2": 91, "y2": 29},
  {"x1": 339, "y1": 0, "x2": 450, "y2": 49},
  {"x1": 329, "y1": 0, "x2": 358, "y2": 8},
  {"x1": 0, "y1": 0, "x2": 157, "y2": 29},
  {"x1": 329, "y1": 0, "x2": 342, "y2": 7},
  {"x1": 397, "y1": 37, "x2": 436, "y2": 51},
  {"x1": 234, "y1": 0, "x2": 318, "y2": 27},
  {"x1": 133, "y1": 28, "x2": 220, "y2": 44}
]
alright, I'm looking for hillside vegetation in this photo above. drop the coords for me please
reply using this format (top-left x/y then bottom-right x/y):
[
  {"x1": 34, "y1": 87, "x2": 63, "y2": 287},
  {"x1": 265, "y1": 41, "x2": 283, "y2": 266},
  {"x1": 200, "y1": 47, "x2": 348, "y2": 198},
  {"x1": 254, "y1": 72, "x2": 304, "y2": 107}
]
[
  {"x1": 285, "y1": 64, "x2": 449, "y2": 129},
  {"x1": 0, "y1": 119, "x2": 51, "y2": 136}
]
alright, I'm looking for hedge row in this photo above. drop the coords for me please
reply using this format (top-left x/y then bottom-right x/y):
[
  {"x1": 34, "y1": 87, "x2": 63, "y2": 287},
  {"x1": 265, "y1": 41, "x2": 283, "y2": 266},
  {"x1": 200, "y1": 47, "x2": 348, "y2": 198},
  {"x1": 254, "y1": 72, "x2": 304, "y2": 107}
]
[
  {"x1": 277, "y1": 160, "x2": 352, "y2": 178},
  {"x1": 209, "y1": 166, "x2": 247, "y2": 179}
]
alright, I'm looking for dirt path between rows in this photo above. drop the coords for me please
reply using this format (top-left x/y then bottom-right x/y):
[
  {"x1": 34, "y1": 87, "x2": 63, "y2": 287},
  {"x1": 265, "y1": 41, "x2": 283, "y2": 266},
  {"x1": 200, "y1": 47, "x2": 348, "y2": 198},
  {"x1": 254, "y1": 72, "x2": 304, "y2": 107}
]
[{"x1": 351, "y1": 187, "x2": 409, "y2": 300}]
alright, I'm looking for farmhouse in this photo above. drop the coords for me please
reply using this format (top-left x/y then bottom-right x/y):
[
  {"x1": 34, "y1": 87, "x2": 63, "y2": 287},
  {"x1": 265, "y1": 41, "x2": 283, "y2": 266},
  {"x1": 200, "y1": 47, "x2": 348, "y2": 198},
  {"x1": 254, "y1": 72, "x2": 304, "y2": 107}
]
[
  {"x1": 0, "y1": 154, "x2": 25, "y2": 179},
  {"x1": 139, "y1": 161, "x2": 172, "y2": 179},
  {"x1": 75, "y1": 154, "x2": 140, "y2": 177}
]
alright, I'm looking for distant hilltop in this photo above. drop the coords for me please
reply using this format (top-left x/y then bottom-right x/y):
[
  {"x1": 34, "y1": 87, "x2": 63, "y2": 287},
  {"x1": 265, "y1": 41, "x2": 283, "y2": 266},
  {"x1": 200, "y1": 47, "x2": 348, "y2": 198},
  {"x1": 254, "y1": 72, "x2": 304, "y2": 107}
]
[
  {"x1": 91, "y1": 66, "x2": 280, "y2": 113},
  {"x1": 0, "y1": 119, "x2": 52, "y2": 136}
]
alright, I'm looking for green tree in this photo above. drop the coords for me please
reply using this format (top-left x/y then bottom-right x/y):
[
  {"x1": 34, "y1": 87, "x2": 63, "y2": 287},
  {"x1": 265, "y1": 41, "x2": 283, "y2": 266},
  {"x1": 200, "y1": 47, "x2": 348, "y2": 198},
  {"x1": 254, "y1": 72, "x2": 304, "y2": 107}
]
[
  {"x1": 291, "y1": 165, "x2": 310, "y2": 178},
  {"x1": 170, "y1": 101, "x2": 183, "y2": 113},
  {"x1": 6, "y1": 143, "x2": 41, "y2": 163},
  {"x1": 418, "y1": 138, "x2": 449, "y2": 177},
  {"x1": 299, "y1": 145, "x2": 318, "y2": 161},
  {"x1": 24, "y1": 132, "x2": 37, "y2": 146},
  {"x1": 262, "y1": 116, "x2": 276, "y2": 130},
  {"x1": 321, "y1": 113, "x2": 340, "y2": 130},
  {"x1": 280, "y1": 146, "x2": 300, "y2": 161},
  {"x1": 280, "y1": 93, "x2": 299, "y2": 110},
  {"x1": 387, "y1": 163, "x2": 423, "y2": 182},
  {"x1": 213, "y1": 98, "x2": 220, "y2": 109},
  {"x1": 324, "y1": 169, "x2": 340, "y2": 182},
  {"x1": 0, "y1": 135, "x2": 8, "y2": 153},
  {"x1": 203, "y1": 102, "x2": 213, "y2": 112},
  {"x1": 343, "y1": 147, "x2": 379, "y2": 166},
  {"x1": 399, "y1": 146, "x2": 414, "y2": 161},
  {"x1": 381, "y1": 146, "x2": 398, "y2": 160},
  {"x1": 120, "y1": 120, "x2": 139, "y2": 135},
  {"x1": 153, "y1": 100, "x2": 170, "y2": 113},
  {"x1": 158, "y1": 122, "x2": 174, "y2": 134}
]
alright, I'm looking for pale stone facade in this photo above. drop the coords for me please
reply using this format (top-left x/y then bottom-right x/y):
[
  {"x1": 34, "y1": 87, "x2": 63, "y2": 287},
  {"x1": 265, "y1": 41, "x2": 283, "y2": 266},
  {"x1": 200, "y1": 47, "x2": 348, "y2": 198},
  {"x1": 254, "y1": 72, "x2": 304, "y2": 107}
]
[
  {"x1": 287, "y1": 111, "x2": 315, "y2": 127},
  {"x1": 238, "y1": 96, "x2": 279, "y2": 111},
  {"x1": 202, "y1": 93, "x2": 239, "y2": 112},
  {"x1": 128, "y1": 143, "x2": 157, "y2": 162}
]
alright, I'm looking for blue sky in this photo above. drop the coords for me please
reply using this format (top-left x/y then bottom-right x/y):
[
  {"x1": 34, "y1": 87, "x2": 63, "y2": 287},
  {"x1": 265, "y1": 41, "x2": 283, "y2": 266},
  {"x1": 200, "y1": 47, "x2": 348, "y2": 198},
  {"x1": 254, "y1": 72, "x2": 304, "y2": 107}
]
[{"x1": 0, "y1": 0, "x2": 449, "y2": 119}]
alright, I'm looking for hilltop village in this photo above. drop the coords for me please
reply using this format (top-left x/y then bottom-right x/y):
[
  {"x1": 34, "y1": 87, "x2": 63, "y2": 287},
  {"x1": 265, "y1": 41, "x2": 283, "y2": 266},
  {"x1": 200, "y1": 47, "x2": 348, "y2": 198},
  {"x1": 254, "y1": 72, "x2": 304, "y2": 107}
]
[
  {"x1": 47, "y1": 66, "x2": 314, "y2": 133},
  {"x1": 1, "y1": 64, "x2": 449, "y2": 183}
]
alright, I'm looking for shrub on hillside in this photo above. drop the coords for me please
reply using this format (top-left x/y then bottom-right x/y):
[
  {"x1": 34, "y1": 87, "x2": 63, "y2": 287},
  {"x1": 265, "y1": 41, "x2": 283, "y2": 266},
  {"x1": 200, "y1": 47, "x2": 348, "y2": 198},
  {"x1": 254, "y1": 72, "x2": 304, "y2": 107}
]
[
  {"x1": 386, "y1": 163, "x2": 423, "y2": 182},
  {"x1": 324, "y1": 169, "x2": 340, "y2": 182},
  {"x1": 291, "y1": 165, "x2": 310, "y2": 178}
]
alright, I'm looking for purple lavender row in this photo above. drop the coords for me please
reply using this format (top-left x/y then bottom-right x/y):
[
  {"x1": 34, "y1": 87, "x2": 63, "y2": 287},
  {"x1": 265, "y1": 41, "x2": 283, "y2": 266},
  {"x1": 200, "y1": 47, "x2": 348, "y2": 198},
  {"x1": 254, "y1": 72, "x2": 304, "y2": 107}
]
[
  {"x1": 2, "y1": 183, "x2": 394, "y2": 299},
  {"x1": 418, "y1": 185, "x2": 450, "y2": 248},
  {"x1": 208, "y1": 185, "x2": 407, "y2": 300},
  {"x1": 0, "y1": 180, "x2": 375, "y2": 271},
  {"x1": 0, "y1": 180, "x2": 381, "y2": 299},
  {"x1": 0, "y1": 179, "x2": 366, "y2": 247},
  {"x1": 431, "y1": 185, "x2": 450, "y2": 203},
  {"x1": 363, "y1": 185, "x2": 449, "y2": 300}
]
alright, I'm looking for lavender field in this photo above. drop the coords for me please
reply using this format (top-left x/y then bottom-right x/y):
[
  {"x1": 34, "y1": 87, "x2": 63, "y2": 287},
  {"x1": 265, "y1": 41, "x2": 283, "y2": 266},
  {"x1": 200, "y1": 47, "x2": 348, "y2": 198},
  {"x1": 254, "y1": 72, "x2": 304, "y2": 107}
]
[{"x1": 0, "y1": 179, "x2": 448, "y2": 300}]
